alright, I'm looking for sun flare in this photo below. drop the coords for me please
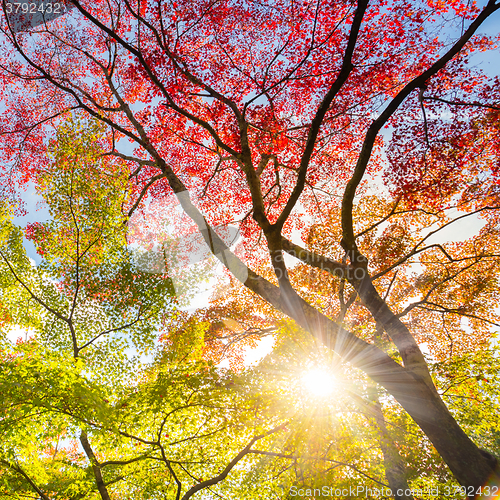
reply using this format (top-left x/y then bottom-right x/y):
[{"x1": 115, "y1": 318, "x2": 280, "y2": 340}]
[{"x1": 301, "y1": 368, "x2": 337, "y2": 398}]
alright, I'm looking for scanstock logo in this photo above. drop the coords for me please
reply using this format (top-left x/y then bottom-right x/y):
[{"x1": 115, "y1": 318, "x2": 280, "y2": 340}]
[
  {"x1": 127, "y1": 191, "x2": 246, "y2": 300},
  {"x1": 2, "y1": 0, "x2": 75, "y2": 33}
]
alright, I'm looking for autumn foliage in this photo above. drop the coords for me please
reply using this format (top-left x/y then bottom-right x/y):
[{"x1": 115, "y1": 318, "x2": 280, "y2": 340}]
[{"x1": 1, "y1": 0, "x2": 500, "y2": 497}]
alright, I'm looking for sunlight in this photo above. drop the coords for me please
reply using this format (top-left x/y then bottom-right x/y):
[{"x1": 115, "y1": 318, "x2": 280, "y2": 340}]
[{"x1": 301, "y1": 368, "x2": 337, "y2": 398}]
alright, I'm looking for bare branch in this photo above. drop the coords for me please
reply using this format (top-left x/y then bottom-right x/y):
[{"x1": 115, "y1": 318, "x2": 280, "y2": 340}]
[{"x1": 423, "y1": 95, "x2": 500, "y2": 111}]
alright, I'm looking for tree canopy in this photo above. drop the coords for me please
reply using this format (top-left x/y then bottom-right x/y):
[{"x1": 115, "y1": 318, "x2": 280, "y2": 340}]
[{"x1": 0, "y1": 0, "x2": 500, "y2": 498}]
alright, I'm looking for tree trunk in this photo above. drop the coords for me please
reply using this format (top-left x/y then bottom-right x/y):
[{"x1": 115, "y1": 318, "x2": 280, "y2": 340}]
[
  {"x1": 353, "y1": 275, "x2": 500, "y2": 492},
  {"x1": 352, "y1": 389, "x2": 414, "y2": 500},
  {"x1": 376, "y1": 418, "x2": 413, "y2": 500},
  {"x1": 388, "y1": 380, "x2": 499, "y2": 493}
]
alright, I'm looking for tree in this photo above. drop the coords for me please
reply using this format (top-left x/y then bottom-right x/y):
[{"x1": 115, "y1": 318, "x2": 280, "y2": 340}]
[
  {"x1": 0, "y1": 0, "x2": 499, "y2": 491},
  {"x1": 0, "y1": 121, "x2": 289, "y2": 499}
]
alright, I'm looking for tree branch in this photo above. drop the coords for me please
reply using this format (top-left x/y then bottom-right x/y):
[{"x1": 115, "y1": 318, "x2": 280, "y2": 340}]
[
  {"x1": 0, "y1": 458, "x2": 52, "y2": 500},
  {"x1": 79, "y1": 431, "x2": 112, "y2": 500},
  {"x1": 180, "y1": 423, "x2": 288, "y2": 500}
]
